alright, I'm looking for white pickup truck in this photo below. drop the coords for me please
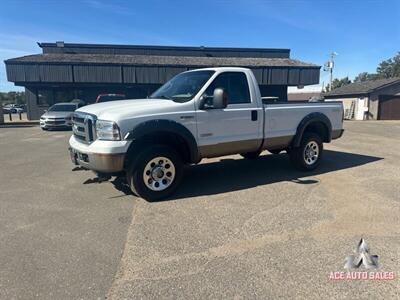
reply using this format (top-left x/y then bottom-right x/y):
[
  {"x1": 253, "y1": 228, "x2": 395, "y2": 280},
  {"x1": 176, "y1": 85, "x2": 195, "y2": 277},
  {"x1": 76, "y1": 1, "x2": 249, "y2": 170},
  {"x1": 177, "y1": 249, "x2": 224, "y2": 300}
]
[{"x1": 69, "y1": 67, "x2": 344, "y2": 200}]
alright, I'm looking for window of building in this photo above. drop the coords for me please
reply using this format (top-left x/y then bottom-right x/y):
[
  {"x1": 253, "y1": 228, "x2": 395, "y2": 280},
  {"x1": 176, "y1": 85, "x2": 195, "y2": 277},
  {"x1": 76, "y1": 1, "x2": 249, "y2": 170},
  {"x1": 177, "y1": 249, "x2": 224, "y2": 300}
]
[
  {"x1": 54, "y1": 89, "x2": 75, "y2": 103},
  {"x1": 204, "y1": 72, "x2": 251, "y2": 104},
  {"x1": 37, "y1": 89, "x2": 54, "y2": 106}
]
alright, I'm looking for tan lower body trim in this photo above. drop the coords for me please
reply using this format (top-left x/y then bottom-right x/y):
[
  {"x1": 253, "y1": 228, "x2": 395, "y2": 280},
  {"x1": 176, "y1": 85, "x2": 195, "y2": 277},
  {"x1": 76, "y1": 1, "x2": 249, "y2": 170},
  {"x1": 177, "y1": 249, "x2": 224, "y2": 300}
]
[
  {"x1": 199, "y1": 139, "x2": 261, "y2": 158},
  {"x1": 198, "y1": 135, "x2": 295, "y2": 159},
  {"x1": 262, "y1": 135, "x2": 294, "y2": 150}
]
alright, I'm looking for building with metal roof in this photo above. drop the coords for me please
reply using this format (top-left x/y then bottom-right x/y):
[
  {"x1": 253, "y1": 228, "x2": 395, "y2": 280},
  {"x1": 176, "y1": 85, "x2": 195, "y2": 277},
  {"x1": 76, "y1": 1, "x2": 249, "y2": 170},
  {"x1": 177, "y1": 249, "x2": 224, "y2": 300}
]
[
  {"x1": 324, "y1": 77, "x2": 400, "y2": 97},
  {"x1": 5, "y1": 42, "x2": 321, "y2": 120},
  {"x1": 324, "y1": 78, "x2": 400, "y2": 120}
]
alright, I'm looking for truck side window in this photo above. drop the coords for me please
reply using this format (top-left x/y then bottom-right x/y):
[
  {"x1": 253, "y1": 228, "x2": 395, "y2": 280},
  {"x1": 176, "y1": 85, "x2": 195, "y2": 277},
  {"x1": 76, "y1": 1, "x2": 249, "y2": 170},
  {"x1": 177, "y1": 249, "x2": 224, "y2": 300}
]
[{"x1": 205, "y1": 72, "x2": 251, "y2": 104}]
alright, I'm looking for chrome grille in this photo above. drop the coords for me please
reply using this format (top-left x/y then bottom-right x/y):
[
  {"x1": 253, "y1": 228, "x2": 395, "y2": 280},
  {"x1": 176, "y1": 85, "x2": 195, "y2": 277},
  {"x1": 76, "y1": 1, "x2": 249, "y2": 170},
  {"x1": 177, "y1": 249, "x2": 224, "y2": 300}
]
[
  {"x1": 46, "y1": 120, "x2": 65, "y2": 125},
  {"x1": 72, "y1": 112, "x2": 97, "y2": 144}
]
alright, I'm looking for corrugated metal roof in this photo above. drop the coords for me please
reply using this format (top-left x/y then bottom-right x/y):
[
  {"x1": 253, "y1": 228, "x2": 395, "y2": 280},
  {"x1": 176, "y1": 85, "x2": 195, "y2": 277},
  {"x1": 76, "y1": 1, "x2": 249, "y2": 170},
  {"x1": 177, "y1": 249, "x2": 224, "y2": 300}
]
[
  {"x1": 6, "y1": 53, "x2": 319, "y2": 68},
  {"x1": 38, "y1": 42, "x2": 290, "y2": 53},
  {"x1": 324, "y1": 77, "x2": 400, "y2": 97},
  {"x1": 37, "y1": 42, "x2": 290, "y2": 58}
]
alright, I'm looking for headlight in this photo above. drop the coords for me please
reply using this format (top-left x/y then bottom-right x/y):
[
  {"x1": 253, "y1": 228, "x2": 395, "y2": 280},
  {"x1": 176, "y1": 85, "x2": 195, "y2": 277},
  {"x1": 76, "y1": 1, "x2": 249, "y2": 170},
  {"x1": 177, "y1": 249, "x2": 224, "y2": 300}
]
[{"x1": 96, "y1": 120, "x2": 121, "y2": 141}]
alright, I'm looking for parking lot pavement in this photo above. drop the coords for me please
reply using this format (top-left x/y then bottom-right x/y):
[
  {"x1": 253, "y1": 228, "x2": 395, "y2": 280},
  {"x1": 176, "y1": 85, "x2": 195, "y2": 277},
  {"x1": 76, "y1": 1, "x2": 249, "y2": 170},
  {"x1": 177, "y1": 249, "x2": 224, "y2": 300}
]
[
  {"x1": 0, "y1": 127, "x2": 134, "y2": 300},
  {"x1": 108, "y1": 121, "x2": 399, "y2": 299},
  {"x1": 0, "y1": 121, "x2": 399, "y2": 299}
]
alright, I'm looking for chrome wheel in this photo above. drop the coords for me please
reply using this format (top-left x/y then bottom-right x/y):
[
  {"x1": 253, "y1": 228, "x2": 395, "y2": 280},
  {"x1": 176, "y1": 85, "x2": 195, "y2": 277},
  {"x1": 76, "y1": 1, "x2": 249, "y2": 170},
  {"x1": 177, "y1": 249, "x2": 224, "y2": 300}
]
[
  {"x1": 143, "y1": 156, "x2": 175, "y2": 191},
  {"x1": 303, "y1": 141, "x2": 319, "y2": 165}
]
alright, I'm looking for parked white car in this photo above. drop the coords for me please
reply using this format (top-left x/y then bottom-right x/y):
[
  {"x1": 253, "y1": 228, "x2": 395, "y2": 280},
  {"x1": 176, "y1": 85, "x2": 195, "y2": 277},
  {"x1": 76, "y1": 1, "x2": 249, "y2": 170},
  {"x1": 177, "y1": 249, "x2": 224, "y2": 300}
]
[
  {"x1": 3, "y1": 104, "x2": 24, "y2": 114},
  {"x1": 69, "y1": 67, "x2": 344, "y2": 200},
  {"x1": 40, "y1": 103, "x2": 78, "y2": 130}
]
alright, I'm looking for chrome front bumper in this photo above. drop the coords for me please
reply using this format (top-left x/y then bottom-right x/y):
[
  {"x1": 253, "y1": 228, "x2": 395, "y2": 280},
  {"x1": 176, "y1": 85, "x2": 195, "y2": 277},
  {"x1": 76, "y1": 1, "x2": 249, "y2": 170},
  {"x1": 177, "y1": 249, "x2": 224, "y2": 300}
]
[
  {"x1": 69, "y1": 147, "x2": 125, "y2": 173},
  {"x1": 68, "y1": 135, "x2": 130, "y2": 174}
]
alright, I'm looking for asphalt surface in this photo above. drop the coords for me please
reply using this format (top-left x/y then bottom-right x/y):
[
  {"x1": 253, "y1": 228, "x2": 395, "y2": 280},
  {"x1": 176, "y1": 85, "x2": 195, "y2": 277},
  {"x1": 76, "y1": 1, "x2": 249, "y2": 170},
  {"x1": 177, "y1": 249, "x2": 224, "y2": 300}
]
[
  {"x1": 1, "y1": 121, "x2": 399, "y2": 299},
  {"x1": 0, "y1": 126, "x2": 134, "y2": 299}
]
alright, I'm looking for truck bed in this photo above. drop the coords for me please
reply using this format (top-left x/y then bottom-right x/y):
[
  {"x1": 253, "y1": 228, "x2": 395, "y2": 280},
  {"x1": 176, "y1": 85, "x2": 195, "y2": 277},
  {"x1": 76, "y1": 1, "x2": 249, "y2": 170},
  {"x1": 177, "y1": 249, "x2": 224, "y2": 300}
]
[{"x1": 262, "y1": 101, "x2": 343, "y2": 148}]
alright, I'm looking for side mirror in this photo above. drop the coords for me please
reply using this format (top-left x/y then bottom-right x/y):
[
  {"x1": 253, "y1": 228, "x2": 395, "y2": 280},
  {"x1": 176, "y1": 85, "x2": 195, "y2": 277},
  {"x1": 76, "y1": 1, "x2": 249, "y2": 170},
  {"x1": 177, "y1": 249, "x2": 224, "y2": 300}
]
[
  {"x1": 200, "y1": 88, "x2": 228, "y2": 109},
  {"x1": 212, "y1": 88, "x2": 228, "y2": 109}
]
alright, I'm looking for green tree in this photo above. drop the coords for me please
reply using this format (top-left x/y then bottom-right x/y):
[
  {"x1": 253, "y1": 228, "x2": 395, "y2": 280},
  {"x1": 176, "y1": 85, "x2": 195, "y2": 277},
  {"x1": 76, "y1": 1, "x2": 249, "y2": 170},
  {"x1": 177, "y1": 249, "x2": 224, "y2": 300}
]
[
  {"x1": 354, "y1": 72, "x2": 380, "y2": 82},
  {"x1": 324, "y1": 77, "x2": 351, "y2": 92},
  {"x1": 0, "y1": 91, "x2": 26, "y2": 106},
  {"x1": 352, "y1": 52, "x2": 400, "y2": 84},
  {"x1": 377, "y1": 52, "x2": 400, "y2": 78}
]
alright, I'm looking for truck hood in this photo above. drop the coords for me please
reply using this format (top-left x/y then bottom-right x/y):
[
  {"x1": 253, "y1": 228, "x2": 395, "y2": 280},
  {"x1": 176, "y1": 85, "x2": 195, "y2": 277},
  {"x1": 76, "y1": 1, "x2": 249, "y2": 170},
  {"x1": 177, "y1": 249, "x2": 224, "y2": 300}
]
[{"x1": 76, "y1": 98, "x2": 185, "y2": 121}]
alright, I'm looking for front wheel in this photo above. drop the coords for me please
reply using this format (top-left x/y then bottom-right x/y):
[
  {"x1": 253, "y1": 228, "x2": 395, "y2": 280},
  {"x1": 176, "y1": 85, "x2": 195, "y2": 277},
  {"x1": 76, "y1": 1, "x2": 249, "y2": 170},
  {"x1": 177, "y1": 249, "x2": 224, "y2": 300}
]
[
  {"x1": 289, "y1": 133, "x2": 323, "y2": 171},
  {"x1": 127, "y1": 145, "x2": 183, "y2": 201}
]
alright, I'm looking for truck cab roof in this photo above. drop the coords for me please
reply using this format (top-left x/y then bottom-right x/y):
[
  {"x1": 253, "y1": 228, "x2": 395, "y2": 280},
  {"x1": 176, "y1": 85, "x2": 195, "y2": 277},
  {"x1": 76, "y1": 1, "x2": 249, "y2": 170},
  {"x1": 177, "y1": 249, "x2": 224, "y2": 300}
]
[{"x1": 185, "y1": 67, "x2": 251, "y2": 73}]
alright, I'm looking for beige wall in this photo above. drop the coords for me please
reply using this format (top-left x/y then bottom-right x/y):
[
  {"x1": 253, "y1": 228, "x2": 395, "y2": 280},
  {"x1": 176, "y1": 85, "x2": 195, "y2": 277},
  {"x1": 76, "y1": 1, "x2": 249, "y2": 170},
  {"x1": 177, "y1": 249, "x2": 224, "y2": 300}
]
[{"x1": 325, "y1": 97, "x2": 363, "y2": 119}]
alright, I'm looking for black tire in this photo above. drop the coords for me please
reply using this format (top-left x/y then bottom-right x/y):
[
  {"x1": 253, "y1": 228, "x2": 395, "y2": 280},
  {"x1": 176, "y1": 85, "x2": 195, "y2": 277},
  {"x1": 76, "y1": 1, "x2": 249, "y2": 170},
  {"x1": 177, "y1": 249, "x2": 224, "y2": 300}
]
[
  {"x1": 126, "y1": 145, "x2": 183, "y2": 201},
  {"x1": 269, "y1": 149, "x2": 283, "y2": 155},
  {"x1": 240, "y1": 151, "x2": 261, "y2": 159},
  {"x1": 289, "y1": 132, "x2": 323, "y2": 171},
  {"x1": 41, "y1": 127, "x2": 48, "y2": 131}
]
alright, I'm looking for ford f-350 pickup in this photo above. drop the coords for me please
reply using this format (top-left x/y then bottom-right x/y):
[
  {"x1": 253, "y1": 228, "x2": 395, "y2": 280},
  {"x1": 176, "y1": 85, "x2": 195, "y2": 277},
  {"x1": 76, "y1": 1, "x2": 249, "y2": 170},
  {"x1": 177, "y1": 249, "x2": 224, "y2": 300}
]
[{"x1": 69, "y1": 67, "x2": 344, "y2": 200}]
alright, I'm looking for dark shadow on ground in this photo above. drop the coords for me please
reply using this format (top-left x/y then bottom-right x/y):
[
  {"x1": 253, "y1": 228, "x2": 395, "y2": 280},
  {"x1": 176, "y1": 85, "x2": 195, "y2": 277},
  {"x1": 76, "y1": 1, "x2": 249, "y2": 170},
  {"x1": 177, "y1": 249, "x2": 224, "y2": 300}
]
[
  {"x1": 110, "y1": 150, "x2": 382, "y2": 201},
  {"x1": 111, "y1": 177, "x2": 134, "y2": 197},
  {"x1": 72, "y1": 166, "x2": 87, "y2": 172}
]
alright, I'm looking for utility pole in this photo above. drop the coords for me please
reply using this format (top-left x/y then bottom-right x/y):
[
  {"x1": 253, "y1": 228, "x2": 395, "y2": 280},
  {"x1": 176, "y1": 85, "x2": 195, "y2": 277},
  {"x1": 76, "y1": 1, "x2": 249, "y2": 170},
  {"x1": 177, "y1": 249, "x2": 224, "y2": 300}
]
[
  {"x1": 329, "y1": 52, "x2": 335, "y2": 90},
  {"x1": 324, "y1": 52, "x2": 338, "y2": 91},
  {"x1": 329, "y1": 54, "x2": 334, "y2": 90}
]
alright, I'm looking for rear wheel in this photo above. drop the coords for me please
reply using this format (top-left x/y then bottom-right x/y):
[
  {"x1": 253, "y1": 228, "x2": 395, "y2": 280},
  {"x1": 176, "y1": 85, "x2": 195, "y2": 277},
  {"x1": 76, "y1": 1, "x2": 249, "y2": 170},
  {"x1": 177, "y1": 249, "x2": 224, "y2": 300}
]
[
  {"x1": 289, "y1": 133, "x2": 323, "y2": 171},
  {"x1": 240, "y1": 151, "x2": 261, "y2": 159},
  {"x1": 126, "y1": 145, "x2": 183, "y2": 201}
]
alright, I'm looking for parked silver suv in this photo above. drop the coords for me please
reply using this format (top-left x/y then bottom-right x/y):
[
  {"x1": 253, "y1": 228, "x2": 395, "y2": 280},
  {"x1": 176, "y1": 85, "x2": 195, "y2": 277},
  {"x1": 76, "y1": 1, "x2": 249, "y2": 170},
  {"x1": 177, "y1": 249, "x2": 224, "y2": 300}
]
[{"x1": 40, "y1": 103, "x2": 78, "y2": 130}]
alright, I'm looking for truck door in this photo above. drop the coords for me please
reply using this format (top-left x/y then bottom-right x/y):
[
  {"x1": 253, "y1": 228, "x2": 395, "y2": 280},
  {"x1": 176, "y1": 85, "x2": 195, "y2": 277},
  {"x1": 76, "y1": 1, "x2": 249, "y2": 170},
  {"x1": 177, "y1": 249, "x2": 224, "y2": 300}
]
[{"x1": 196, "y1": 71, "x2": 263, "y2": 157}]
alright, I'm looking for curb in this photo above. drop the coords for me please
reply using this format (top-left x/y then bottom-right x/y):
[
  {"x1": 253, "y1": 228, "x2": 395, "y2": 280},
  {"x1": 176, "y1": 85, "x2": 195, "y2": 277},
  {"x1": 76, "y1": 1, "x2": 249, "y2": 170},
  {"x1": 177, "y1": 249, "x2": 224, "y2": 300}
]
[{"x1": 0, "y1": 121, "x2": 39, "y2": 127}]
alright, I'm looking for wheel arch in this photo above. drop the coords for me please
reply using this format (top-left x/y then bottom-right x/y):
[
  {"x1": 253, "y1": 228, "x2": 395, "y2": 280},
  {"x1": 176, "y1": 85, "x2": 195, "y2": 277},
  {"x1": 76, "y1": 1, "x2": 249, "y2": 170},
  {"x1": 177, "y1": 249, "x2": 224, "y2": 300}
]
[
  {"x1": 292, "y1": 113, "x2": 332, "y2": 147},
  {"x1": 124, "y1": 119, "x2": 199, "y2": 167}
]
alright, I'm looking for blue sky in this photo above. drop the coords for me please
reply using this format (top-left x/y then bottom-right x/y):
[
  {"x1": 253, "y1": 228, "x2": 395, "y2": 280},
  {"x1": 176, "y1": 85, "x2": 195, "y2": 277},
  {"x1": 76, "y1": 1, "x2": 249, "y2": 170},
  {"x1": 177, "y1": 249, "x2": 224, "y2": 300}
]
[{"x1": 1, "y1": 0, "x2": 399, "y2": 92}]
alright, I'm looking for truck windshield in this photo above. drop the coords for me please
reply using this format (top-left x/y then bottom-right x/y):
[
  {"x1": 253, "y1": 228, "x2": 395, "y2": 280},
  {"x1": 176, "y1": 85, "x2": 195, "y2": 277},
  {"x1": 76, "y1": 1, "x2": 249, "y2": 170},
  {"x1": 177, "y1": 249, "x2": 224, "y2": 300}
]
[{"x1": 150, "y1": 70, "x2": 215, "y2": 103}]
